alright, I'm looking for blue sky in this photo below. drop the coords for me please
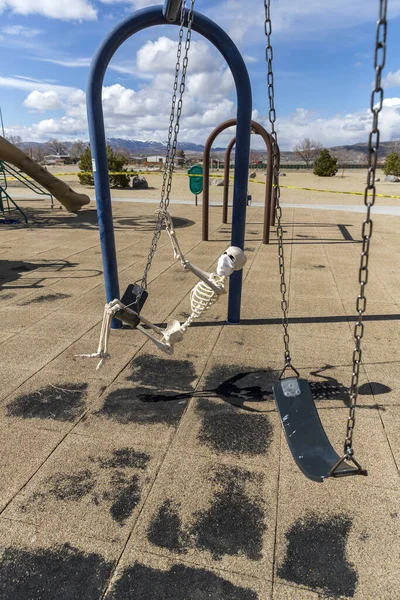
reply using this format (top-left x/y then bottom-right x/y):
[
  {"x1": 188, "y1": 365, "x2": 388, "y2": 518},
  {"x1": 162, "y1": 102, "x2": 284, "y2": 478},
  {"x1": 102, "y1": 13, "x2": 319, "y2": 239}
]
[{"x1": 1, "y1": 0, "x2": 400, "y2": 150}]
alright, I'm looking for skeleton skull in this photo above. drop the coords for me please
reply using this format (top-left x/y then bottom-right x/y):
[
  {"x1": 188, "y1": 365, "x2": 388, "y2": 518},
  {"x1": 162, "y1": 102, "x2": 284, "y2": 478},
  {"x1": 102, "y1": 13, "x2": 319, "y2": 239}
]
[{"x1": 216, "y1": 246, "x2": 247, "y2": 276}]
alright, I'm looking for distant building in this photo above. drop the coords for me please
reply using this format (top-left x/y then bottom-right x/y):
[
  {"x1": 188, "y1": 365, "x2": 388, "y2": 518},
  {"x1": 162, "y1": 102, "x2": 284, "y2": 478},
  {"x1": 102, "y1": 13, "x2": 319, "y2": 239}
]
[
  {"x1": 146, "y1": 155, "x2": 165, "y2": 164},
  {"x1": 43, "y1": 154, "x2": 72, "y2": 165}
]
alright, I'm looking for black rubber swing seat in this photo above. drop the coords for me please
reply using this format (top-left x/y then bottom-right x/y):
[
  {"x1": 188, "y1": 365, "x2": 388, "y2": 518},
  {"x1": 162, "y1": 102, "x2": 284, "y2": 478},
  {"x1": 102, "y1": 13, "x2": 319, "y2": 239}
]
[
  {"x1": 273, "y1": 378, "x2": 367, "y2": 482},
  {"x1": 116, "y1": 283, "x2": 149, "y2": 327}
]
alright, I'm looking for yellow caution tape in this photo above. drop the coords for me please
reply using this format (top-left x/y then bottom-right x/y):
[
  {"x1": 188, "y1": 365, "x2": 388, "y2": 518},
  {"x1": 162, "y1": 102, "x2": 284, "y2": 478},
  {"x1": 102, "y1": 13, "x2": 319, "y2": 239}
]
[{"x1": 5, "y1": 171, "x2": 400, "y2": 200}]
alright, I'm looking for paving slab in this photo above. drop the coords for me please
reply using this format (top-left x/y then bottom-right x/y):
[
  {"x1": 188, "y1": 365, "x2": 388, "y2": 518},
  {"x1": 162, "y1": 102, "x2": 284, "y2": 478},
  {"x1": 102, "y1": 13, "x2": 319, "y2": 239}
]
[
  {"x1": 132, "y1": 453, "x2": 278, "y2": 580},
  {"x1": 364, "y1": 361, "x2": 400, "y2": 406},
  {"x1": 0, "y1": 366, "x2": 42, "y2": 403},
  {"x1": 103, "y1": 548, "x2": 270, "y2": 600},
  {"x1": 0, "y1": 421, "x2": 62, "y2": 511},
  {"x1": 3, "y1": 432, "x2": 165, "y2": 544},
  {"x1": 0, "y1": 517, "x2": 119, "y2": 600},
  {"x1": 0, "y1": 372, "x2": 106, "y2": 432},
  {"x1": 118, "y1": 346, "x2": 209, "y2": 392},
  {"x1": 380, "y1": 405, "x2": 400, "y2": 471},
  {"x1": 42, "y1": 325, "x2": 146, "y2": 382},
  {"x1": 170, "y1": 394, "x2": 280, "y2": 469},
  {"x1": 274, "y1": 476, "x2": 400, "y2": 600},
  {"x1": 1, "y1": 331, "x2": 71, "y2": 371},
  {"x1": 75, "y1": 379, "x2": 190, "y2": 448},
  {"x1": 273, "y1": 582, "x2": 320, "y2": 599}
]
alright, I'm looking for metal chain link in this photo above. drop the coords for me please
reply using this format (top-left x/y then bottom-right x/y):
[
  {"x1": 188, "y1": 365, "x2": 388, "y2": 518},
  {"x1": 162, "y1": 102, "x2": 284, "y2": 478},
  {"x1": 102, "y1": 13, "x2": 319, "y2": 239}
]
[
  {"x1": 343, "y1": 0, "x2": 388, "y2": 458},
  {"x1": 137, "y1": 0, "x2": 195, "y2": 295},
  {"x1": 264, "y1": 0, "x2": 295, "y2": 376}
]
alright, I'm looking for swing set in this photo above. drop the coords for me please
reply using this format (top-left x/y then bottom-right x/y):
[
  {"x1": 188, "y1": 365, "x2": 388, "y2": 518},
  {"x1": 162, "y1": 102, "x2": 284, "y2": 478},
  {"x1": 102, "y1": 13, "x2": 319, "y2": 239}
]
[{"x1": 83, "y1": 0, "x2": 388, "y2": 483}]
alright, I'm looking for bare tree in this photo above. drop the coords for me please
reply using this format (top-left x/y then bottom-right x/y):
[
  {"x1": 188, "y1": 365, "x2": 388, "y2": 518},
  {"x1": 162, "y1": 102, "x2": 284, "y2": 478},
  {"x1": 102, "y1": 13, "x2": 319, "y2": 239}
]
[
  {"x1": 294, "y1": 138, "x2": 322, "y2": 167},
  {"x1": 45, "y1": 138, "x2": 68, "y2": 155},
  {"x1": 32, "y1": 145, "x2": 46, "y2": 163},
  {"x1": 70, "y1": 140, "x2": 87, "y2": 161},
  {"x1": 6, "y1": 135, "x2": 23, "y2": 147}
]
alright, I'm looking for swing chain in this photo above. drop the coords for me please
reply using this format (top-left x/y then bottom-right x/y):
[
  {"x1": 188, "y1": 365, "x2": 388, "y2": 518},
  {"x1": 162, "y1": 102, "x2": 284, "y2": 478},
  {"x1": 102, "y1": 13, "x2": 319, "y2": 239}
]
[
  {"x1": 264, "y1": 0, "x2": 293, "y2": 371},
  {"x1": 138, "y1": 0, "x2": 195, "y2": 295},
  {"x1": 343, "y1": 0, "x2": 388, "y2": 458}
]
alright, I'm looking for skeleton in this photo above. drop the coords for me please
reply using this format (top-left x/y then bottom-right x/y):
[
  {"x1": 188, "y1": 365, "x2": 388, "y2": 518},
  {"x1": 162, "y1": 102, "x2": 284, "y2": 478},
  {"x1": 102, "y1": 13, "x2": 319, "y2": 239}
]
[{"x1": 77, "y1": 211, "x2": 247, "y2": 369}]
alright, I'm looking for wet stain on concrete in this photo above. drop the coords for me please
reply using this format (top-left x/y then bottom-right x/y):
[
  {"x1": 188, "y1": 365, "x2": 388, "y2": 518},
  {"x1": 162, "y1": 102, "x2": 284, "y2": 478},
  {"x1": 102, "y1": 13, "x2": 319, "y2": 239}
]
[
  {"x1": 278, "y1": 513, "x2": 358, "y2": 598},
  {"x1": 108, "y1": 471, "x2": 142, "y2": 525},
  {"x1": 96, "y1": 448, "x2": 150, "y2": 470},
  {"x1": 148, "y1": 465, "x2": 266, "y2": 561},
  {"x1": 20, "y1": 470, "x2": 96, "y2": 512},
  {"x1": 127, "y1": 354, "x2": 197, "y2": 390},
  {"x1": 191, "y1": 465, "x2": 266, "y2": 561},
  {"x1": 97, "y1": 386, "x2": 188, "y2": 426},
  {"x1": 105, "y1": 562, "x2": 258, "y2": 600},
  {"x1": 0, "y1": 543, "x2": 112, "y2": 600},
  {"x1": 147, "y1": 499, "x2": 188, "y2": 553},
  {"x1": 19, "y1": 292, "x2": 71, "y2": 305},
  {"x1": 196, "y1": 399, "x2": 274, "y2": 456},
  {"x1": 20, "y1": 447, "x2": 151, "y2": 526},
  {"x1": 6, "y1": 383, "x2": 88, "y2": 421}
]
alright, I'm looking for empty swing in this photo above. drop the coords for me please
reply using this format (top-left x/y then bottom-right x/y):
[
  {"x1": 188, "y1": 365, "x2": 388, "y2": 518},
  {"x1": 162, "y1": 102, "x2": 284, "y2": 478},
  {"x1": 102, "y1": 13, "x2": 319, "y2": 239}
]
[
  {"x1": 264, "y1": 0, "x2": 387, "y2": 481},
  {"x1": 79, "y1": 0, "x2": 247, "y2": 369}
]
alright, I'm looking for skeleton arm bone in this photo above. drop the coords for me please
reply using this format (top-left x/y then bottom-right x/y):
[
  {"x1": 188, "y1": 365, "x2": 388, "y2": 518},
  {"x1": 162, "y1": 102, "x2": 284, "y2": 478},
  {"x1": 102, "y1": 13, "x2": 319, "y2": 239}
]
[{"x1": 161, "y1": 211, "x2": 225, "y2": 296}]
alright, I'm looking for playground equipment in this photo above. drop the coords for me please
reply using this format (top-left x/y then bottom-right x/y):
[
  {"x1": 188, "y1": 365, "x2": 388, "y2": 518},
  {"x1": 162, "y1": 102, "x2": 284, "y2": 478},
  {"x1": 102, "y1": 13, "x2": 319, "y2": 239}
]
[
  {"x1": 1, "y1": 160, "x2": 54, "y2": 209},
  {"x1": 0, "y1": 136, "x2": 90, "y2": 212},
  {"x1": 79, "y1": 214, "x2": 247, "y2": 368},
  {"x1": 267, "y1": 0, "x2": 387, "y2": 481},
  {"x1": 86, "y1": 0, "x2": 251, "y2": 329},
  {"x1": 81, "y1": 0, "x2": 251, "y2": 364},
  {"x1": 0, "y1": 161, "x2": 27, "y2": 223},
  {"x1": 202, "y1": 118, "x2": 275, "y2": 244}
]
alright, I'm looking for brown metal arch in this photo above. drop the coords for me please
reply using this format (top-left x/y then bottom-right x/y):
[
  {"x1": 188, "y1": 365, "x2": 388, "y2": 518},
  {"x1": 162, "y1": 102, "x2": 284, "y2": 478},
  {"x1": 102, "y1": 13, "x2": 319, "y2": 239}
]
[{"x1": 202, "y1": 118, "x2": 276, "y2": 244}]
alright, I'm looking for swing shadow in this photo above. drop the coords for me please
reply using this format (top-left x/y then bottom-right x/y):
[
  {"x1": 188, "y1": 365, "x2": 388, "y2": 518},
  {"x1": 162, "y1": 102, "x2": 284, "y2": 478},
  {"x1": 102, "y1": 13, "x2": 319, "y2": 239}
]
[
  {"x1": 188, "y1": 313, "x2": 400, "y2": 327},
  {"x1": 0, "y1": 259, "x2": 101, "y2": 292},
  {"x1": 127, "y1": 364, "x2": 389, "y2": 413},
  {"x1": 22, "y1": 208, "x2": 195, "y2": 232}
]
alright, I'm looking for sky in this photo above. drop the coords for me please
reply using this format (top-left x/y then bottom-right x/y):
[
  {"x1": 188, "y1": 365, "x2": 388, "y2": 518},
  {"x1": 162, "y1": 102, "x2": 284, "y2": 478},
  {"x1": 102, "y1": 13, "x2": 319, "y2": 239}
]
[{"x1": 0, "y1": 0, "x2": 400, "y2": 150}]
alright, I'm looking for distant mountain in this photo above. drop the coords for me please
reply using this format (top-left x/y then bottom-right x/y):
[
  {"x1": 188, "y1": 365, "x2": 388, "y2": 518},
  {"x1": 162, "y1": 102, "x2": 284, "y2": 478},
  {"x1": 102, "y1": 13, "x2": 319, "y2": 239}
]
[
  {"x1": 106, "y1": 138, "x2": 226, "y2": 154},
  {"x1": 16, "y1": 137, "x2": 227, "y2": 155},
  {"x1": 15, "y1": 137, "x2": 399, "y2": 160}
]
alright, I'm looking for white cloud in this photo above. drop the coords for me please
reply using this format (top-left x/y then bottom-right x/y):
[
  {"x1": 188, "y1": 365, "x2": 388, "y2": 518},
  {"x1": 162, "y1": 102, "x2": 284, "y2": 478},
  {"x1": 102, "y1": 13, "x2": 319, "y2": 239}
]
[
  {"x1": 34, "y1": 56, "x2": 136, "y2": 76},
  {"x1": 23, "y1": 90, "x2": 63, "y2": 111},
  {"x1": 254, "y1": 98, "x2": 400, "y2": 150},
  {"x1": 0, "y1": 0, "x2": 97, "y2": 20},
  {"x1": 6, "y1": 94, "x2": 400, "y2": 150},
  {"x1": 99, "y1": 0, "x2": 155, "y2": 7},
  {"x1": 37, "y1": 57, "x2": 92, "y2": 68},
  {"x1": 1, "y1": 25, "x2": 42, "y2": 37},
  {"x1": 383, "y1": 70, "x2": 400, "y2": 89},
  {"x1": 0, "y1": 75, "x2": 77, "y2": 95},
  {"x1": 136, "y1": 37, "x2": 222, "y2": 76}
]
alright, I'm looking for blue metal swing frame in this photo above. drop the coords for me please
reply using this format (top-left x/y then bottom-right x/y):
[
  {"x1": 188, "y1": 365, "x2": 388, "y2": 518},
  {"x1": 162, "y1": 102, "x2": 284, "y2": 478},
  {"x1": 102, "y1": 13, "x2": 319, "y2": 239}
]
[{"x1": 87, "y1": 5, "x2": 252, "y2": 326}]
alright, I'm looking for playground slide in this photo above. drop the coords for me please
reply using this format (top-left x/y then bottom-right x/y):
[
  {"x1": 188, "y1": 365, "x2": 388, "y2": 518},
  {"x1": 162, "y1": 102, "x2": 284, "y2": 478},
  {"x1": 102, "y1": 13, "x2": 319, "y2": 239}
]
[{"x1": 0, "y1": 135, "x2": 90, "y2": 212}]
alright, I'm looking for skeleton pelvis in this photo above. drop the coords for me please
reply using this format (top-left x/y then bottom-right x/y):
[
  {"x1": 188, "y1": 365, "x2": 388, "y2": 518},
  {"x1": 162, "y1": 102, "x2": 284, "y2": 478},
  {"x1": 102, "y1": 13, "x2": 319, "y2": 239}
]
[{"x1": 162, "y1": 319, "x2": 184, "y2": 345}]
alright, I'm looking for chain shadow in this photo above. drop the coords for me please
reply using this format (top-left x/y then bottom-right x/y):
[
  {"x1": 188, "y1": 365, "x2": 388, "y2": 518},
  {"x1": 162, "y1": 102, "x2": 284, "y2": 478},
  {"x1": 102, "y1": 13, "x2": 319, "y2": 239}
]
[{"x1": 0, "y1": 259, "x2": 101, "y2": 292}]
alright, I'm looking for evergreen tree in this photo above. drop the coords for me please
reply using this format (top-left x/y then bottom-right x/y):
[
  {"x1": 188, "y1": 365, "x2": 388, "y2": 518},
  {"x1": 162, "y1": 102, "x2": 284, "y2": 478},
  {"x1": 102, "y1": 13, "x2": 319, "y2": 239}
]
[
  {"x1": 78, "y1": 145, "x2": 130, "y2": 188},
  {"x1": 383, "y1": 151, "x2": 400, "y2": 177},
  {"x1": 313, "y1": 149, "x2": 338, "y2": 177}
]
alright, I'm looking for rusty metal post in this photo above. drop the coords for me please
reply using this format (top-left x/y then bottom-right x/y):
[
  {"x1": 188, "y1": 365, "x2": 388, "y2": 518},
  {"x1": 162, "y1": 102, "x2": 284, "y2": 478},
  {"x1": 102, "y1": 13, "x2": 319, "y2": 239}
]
[{"x1": 204, "y1": 119, "x2": 276, "y2": 243}]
